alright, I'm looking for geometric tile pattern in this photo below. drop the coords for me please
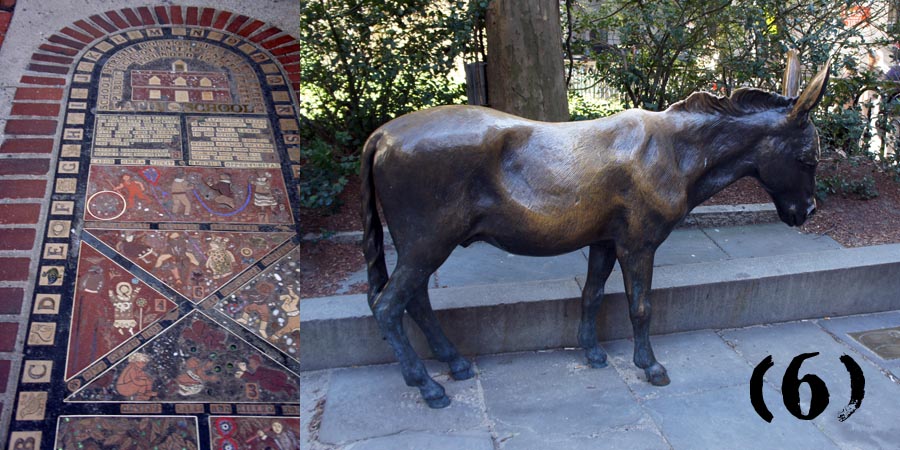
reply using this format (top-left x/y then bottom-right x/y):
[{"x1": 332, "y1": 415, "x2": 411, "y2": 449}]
[
  {"x1": 7, "y1": 6, "x2": 303, "y2": 448},
  {"x1": 88, "y1": 229, "x2": 295, "y2": 303},
  {"x1": 67, "y1": 311, "x2": 299, "y2": 404}
]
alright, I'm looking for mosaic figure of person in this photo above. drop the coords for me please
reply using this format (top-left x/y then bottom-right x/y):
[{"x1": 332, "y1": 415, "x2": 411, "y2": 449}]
[
  {"x1": 251, "y1": 171, "x2": 277, "y2": 221},
  {"x1": 256, "y1": 421, "x2": 300, "y2": 450},
  {"x1": 235, "y1": 355, "x2": 297, "y2": 397},
  {"x1": 174, "y1": 356, "x2": 219, "y2": 397},
  {"x1": 109, "y1": 282, "x2": 138, "y2": 335},
  {"x1": 113, "y1": 173, "x2": 150, "y2": 209},
  {"x1": 236, "y1": 282, "x2": 274, "y2": 338},
  {"x1": 270, "y1": 286, "x2": 299, "y2": 342},
  {"x1": 206, "y1": 172, "x2": 236, "y2": 209},
  {"x1": 169, "y1": 171, "x2": 193, "y2": 215},
  {"x1": 115, "y1": 352, "x2": 157, "y2": 401}
]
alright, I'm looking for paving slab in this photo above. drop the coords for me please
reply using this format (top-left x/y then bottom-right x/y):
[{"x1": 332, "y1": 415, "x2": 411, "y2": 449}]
[
  {"x1": 317, "y1": 361, "x2": 488, "y2": 447},
  {"x1": 642, "y1": 384, "x2": 839, "y2": 450},
  {"x1": 815, "y1": 310, "x2": 900, "y2": 380},
  {"x1": 301, "y1": 370, "x2": 330, "y2": 447},
  {"x1": 653, "y1": 228, "x2": 728, "y2": 266},
  {"x1": 477, "y1": 350, "x2": 648, "y2": 448},
  {"x1": 704, "y1": 223, "x2": 842, "y2": 258},
  {"x1": 604, "y1": 330, "x2": 752, "y2": 399},
  {"x1": 344, "y1": 431, "x2": 496, "y2": 450},
  {"x1": 721, "y1": 321, "x2": 900, "y2": 449}
]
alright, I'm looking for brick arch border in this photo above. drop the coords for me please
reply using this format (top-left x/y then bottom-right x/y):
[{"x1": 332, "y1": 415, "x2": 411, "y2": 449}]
[{"x1": 0, "y1": 5, "x2": 300, "y2": 443}]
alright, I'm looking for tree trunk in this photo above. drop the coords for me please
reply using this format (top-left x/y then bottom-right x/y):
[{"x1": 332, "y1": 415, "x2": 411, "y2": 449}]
[{"x1": 485, "y1": 0, "x2": 569, "y2": 122}]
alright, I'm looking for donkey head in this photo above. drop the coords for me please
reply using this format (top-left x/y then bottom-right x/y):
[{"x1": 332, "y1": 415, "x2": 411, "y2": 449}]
[{"x1": 755, "y1": 59, "x2": 829, "y2": 227}]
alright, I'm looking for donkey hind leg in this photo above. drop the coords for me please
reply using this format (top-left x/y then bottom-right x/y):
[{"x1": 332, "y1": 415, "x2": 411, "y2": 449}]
[
  {"x1": 371, "y1": 259, "x2": 452, "y2": 408},
  {"x1": 618, "y1": 247, "x2": 670, "y2": 386},
  {"x1": 406, "y1": 287, "x2": 474, "y2": 380},
  {"x1": 578, "y1": 243, "x2": 617, "y2": 368}
]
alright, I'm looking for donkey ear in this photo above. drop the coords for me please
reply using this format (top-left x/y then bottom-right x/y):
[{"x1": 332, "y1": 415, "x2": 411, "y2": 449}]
[
  {"x1": 789, "y1": 58, "x2": 831, "y2": 122},
  {"x1": 782, "y1": 49, "x2": 801, "y2": 97}
]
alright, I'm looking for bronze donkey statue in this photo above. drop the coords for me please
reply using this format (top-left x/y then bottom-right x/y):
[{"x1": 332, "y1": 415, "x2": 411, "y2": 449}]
[{"x1": 360, "y1": 61, "x2": 829, "y2": 408}]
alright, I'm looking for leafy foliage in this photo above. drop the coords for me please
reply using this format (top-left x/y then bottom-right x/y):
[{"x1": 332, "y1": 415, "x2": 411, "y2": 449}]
[
  {"x1": 299, "y1": 0, "x2": 481, "y2": 210},
  {"x1": 300, "y1": 0, "x2": 477, "y2": 153},
  {"x1": 567, "y1": 0, "x2": 890, "y2": 110}
]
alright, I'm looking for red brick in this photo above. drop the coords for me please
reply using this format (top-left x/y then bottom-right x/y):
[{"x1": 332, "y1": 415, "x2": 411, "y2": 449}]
[
  {"x1": 10, "y1": 103, "x2": 60, "y2": 116},
  {"x1": 60, "y1": 26, "x2": 93, "y2": 44},
  {"x1": 282, "y1": 63, "x2": 300, "y2": 73},
  {"x1": 4, "y1": 120, "x2": 57, "y2": 135},
  {"x1": 0, "y1": 180, "x2": 46, "y2": 198},
  {"x1": 237, "y1": 19, "x2": 264, "y2": 38},
  {"x1": 0, "y1": 12, "x2": 11, "y2": 35},
  {"x1": 121, "y1": 8, "x2": 141, "y2": 27},
  {"x1": 250, "y1": 26, "x2": 280, "y2": 44},
  {"x1": 186, "y1": 7, "x2": 199, "y2": 25},
  {"x1": 199, "y1": 8, "x2": 215, "y2": 27},
  {"x1": 226, "y1": 15, "x2": 249, "y2": 33},
  {"x1": 0, "y1": 229, "x2": 35, "y2": 251},
  {"x1": 0, "y1": 288, "x2": 23, "y2": 315},
  {"x1": 38, "y1": 43, "x2": 78, "y2": 56},
  {"x1": 0, "y1": 258, "x2": 29, "y2": 282},
  {"x1": 212, "y1": 11, "x2": 231, "y2": 29},
  {"x1": 73, "y1": 19, "x2": 104, "y2": 39},
  {"x1": 170, "y1": 5, "x2": 183, "y2": 25},
  {"x1": 47, "y1": 34, "x2": 85, "y2": 50},
  {"x1": 13, "y1": 87, "x2": 62, "y2": 101},
  {"x1": 27, "y1": 64, "x2": 69, "y2": 75},
  {"x1": 20, "y1": 76, "x2": 65, "y2": 86},
  {"x1": 0, "y1": 323, "x2": 18, "y2": 352},
  {"x1": 0, "y1": 204, "x2": 40, "y2": 224},
  {"x1": 89, "y1": 14, "x2": 117, "y2": 33},
  {"x1": 287, "y1": 72, "x2": 300, "y2": 83},
  {"x1": 271, "y1": 44, "x2": 300, "y2": 56},
  {"x1": 0, "y1": 158, "x2": 49, "y2": 175},
  {"x1": 105, "y1": 10, "x2": 129, "y2": 29},
  {"x1": 278, "y1": 54, "x2": 301, "y2": 65},
  {"x1": 0, "y1": 139, "x2": 53, "y2": 154},
  {"x1": 136, "y1": 6, "x2": 154, "y2": 26},
  {"x1": 0, "y1": 360, "x2": 9, "y2": 392},
  {"x1": 154, "y1": 6, "x2": 169, "y2": 24},
  {"x1": 31, "y1": 53, "x2": 73, "y2": 65},
  {"x1": 262, "y1": 34, "x2": 295, "y2": 50}
]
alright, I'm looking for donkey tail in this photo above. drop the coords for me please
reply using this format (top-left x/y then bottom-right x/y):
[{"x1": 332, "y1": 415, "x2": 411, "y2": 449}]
[{"x1": 360, "y1": 131, "x2": 388, "y2": 302}]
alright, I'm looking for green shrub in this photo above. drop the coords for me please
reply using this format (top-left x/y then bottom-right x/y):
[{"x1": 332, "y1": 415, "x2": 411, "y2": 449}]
[
  {"x1": 815, "y1": 174, "x2": 878, "y2": 201},
  {"x1": 297, "y1": 135, "x2": 359, "y2": 211},
  {"x1": 568, "y1": 92, "x2": 624, "y2": 121}
]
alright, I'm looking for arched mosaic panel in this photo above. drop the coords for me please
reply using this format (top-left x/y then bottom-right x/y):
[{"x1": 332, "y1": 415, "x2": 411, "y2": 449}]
[{"x1": 6, "y1": 6, "x2": 302, "y2": 449}]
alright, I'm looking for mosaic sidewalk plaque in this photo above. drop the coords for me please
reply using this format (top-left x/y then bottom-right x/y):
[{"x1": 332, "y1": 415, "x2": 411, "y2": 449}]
[
  {"x1": 8, "y1": 6, "x2": 303, "y2": 449},
  {"x1": 66, "y1": 242, "x2": 179, "y2": 380},
  {"x1": 210, "y1": 416, "x2": 301, "y2": 449},
  {"x1": 68, "y1": 311, "x2": 299, "y2": 404},
  {"x1": 88, "y1": 229, "x2": 295, "y2": 302}
]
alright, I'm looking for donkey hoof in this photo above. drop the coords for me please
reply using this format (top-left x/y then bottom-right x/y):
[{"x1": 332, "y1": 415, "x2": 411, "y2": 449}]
[
  {"x1": 645, "y1": 363, "x2": 670, "y2": 386},
  {"x1": 450, "y1": 357, "x2": 475, "y2": 380},
  {"x1": 420, "y1": 380, "x2": 451, "y2": 408},
  {"x1": 423, "y1": 391, "x2": 451, "y2": 409},
  {"x1": 585, "y1": 348, "x2": 608, "y2": 368}
]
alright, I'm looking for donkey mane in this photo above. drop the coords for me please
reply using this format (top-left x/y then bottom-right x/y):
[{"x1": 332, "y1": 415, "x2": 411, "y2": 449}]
[{"x1": 667, "y1": 88, "x2": 794, "y2": 116}]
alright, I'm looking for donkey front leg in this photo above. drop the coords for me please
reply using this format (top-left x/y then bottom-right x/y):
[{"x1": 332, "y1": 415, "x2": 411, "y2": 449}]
[
  {"x1": 617, "y1": 247, "x2": 670, "y2": 386},
  {"x1": 578, "y1": 243, "x2": 616, "y2": 368},
  {"x1": 371, "y1": 265, "x2": 450, "y2": 408}
]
